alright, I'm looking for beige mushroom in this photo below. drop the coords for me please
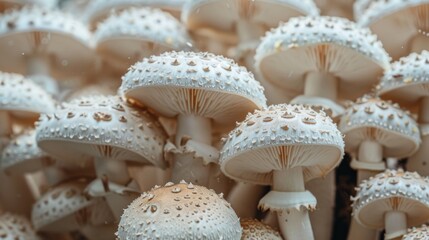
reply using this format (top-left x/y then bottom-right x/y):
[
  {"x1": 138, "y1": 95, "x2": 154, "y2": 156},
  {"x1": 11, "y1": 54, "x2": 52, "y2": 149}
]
[{"x1": 240, "y1": 218, "x2": 282, "y2": 240}]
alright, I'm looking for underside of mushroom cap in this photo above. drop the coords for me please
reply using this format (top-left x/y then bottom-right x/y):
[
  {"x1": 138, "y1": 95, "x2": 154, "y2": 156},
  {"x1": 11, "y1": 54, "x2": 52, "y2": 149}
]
[
  {"x1": 352, "y1": 169, "x2": 429, "y2": 229},
  {"x1": 240, "y1": 218, "x2": 282, "y2": 240},
  {"x1": 36, "y1": 95, "x2": 167, "y2": 168},
  {"x1": 117, "y1": 181, "x2": 242, "y2": 240},
  {"x1": 339, "y1": 95, "x2": 420, "y2": 158},
  {"x1": 95, "y1": 7, "x2": 192, "y2": 72},
  {"x1": 0, "y1": 72, "x2": 56, "y2": 119},
  {"x1": 255, "y1": 16, "x2": 390, "y2": 101},
  {"x1": 402, "y1": 224, "x2": 429, "y2": 240},
  {"x1": 0, "y1": 212, "x2": 39, "y2": 240},
  {"x1": 0, "y1": 6, "x2": 94, "y2": 78},
  {"x1": 120, "y1": 51, "x2": 267, "y2": 128},
  {"x1": 358, "y1": 0, "x2": 429, "y2": 60},
  {"x1": 378, "y1": 51, "x2": 429, "y2": 107},
  {"x1": 220, "y1": 104, "x2": 344, "y2": 185}
]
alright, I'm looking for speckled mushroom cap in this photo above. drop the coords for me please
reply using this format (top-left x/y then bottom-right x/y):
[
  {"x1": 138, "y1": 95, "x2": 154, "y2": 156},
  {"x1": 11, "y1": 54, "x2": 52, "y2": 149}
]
[
  {"x1": 255, "y1": 16, "x2": 390, "y2": 101},
  {"x1": 1, "y1": 129, "x2": 53, "y2": 175},
  {"x1": 378, "y1": 51, "x2": 429, "y2": 108},
  {"x1": 95, "y1": 7, "x2": 192, "y2": 72},
  {"x1": 36, "y1": 95, "x2": 167, "y2": 167},
  {"x1": 339, "y1": 95, "x2": 420, "y2": 158},
  {"x1": 220, "y1": 104, "x2": 344, "y2": 185},
  {"x1": 31, "y1": 179, "x2": 95, "y2": 232},
  {"x1": 0, "y1": 6, "x2": 94, "y2": 79},
  {"x1": 117, "y1": 181, "x2": 242, "y2": 240},
  {"x1": 0, "y1": 213, "x2": 39, "y2": 240},
  {"x1": 240, "y1": 218, "x2": 282, "y2": 240},
  {"x1": 402, "y1": 224, "x2": 429, "y2": 240},
  {"x1": 120, "y1": 51, "x2": 267, "y2": 128},
  {"x1": 83, "y1": 0, "x2": 186, "y2": 27},
  {"x1": 0, "y1": 72, "x2": 55, "y2": 120},
  {"x1": 358, "y1": 0, "x2": 429, "y2": 60},
  {"x1": 352, "y1": 169, "x2": 429, "y2": 229},
  {"x1": 183, "y1": 0, "x2": 319, "y2": 38}
]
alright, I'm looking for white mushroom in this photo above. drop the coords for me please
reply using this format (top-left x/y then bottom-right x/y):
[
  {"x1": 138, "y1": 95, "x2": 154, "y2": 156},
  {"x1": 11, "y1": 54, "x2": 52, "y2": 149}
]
[
  {"x1": 0, "y1": 212, "x2": 39, "y2": 240},
  {"x1": 402, "y1": 224, "x2": 429, "y2": 240},
  {"x1": 240, "y1": 218, "x2": 282, "y2": 240}
]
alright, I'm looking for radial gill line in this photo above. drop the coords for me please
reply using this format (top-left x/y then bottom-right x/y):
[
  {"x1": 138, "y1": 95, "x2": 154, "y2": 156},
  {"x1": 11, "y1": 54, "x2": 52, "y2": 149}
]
[{"x1": 239, "y1": 0, "x2": 256, "y2": 19}]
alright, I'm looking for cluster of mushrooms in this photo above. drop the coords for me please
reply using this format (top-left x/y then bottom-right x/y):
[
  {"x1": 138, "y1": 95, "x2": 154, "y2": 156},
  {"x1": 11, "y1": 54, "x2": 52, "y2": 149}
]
[{"x1": 0, "y1": 0, "x2": 429, "y2": 239}]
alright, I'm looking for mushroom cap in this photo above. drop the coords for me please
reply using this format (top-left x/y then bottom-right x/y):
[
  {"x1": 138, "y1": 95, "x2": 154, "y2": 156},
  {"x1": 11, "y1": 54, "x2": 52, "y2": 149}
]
[
  {"x1": 358, "y1": 0, "x2": 429, "y2": 60},
  {"x1": 182, "y1": 0, "x2": 319, "y2": 35},
  {"x1": 240, "y1": 218, "x2": 282, "y2": 240},
  {"x1": 255, "y1": 16, "x2": 390, "y2": 101},
  {"x1": 352, "y1": 169, "x2": 429, "y2": 229},
  {"x1": 117, "y1": 181, "x2": 242, "y2": 240},
  {"x1": 1, "y1": 129, "x2": 53, "y2": 175},
  {"x1": 220, "y1": 104, "x2": 344, "y2": 185},
  {"x1": 339, "y1": 95, "x2": 420, "y2": 158},
  {"x1": 95, "y1": 7, "x2": 192, "y2": 72},
  {"x1": 0, "y1": 72, "x2": 56, "y2": 120},
  {"x1": 36, "y1": 95, "x2": 167, "y2": 167},
  {"x1": 120, "y1": 51, "x2": 267, "y2": 128},
  {"x1": 402, "y1": 224, "x2": 429, "y2": 240},
  {"x1": 0, "y1": 6, "x2": 94, "y2": 79},
  {"x1": 378, "y1": 51, "x2": 429, "y2": 107},
  {"x1": 0, "y1": 213, "x2": 39, "y2": 240},
  {"x1": 31, "y1": 179, "x2": 95, "y2": 232}
]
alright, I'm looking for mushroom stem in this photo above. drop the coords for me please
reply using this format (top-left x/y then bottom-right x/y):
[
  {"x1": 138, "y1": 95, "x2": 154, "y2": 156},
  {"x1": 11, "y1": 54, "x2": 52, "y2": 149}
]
[
  {"x1": 357, "y1": 140, "x2": 384, "y2": 183},
  {"x1": 0, "y1": 111, "x2": 11, "y2": 151},
  {"x1": 273, "y1": 167, "x2": 315, "y2": 240},
  {"x1": 228, "y1": 182, "x2": 265, "y2": 218},
  {"x1": 418, "y1": 96, "x2": 429, "y2": 124},
  {"x1": 411, "y1": 33, "x2": 429, "y2": 53},
  {"x1": 384, "y1": 211, "x2": 407, "y2": 240},
  {"x1": 347, "y1": 219, "x2": 378, "y2": 240},
  {"x1": 26, "y1": 54, "x2": 58, "y2": 94},
  {"x1": 94, "y1": 157, "x2": 130, "y2": 186},
  {"x1": 304, "y1": 72, "x2": 338, "y2": 101},
  {"x1": 236, "y1": 19, "x2": 263, "y2": 44},
  {"x1": 172, "y1": 114, "x2": 211, "y2": 186}
]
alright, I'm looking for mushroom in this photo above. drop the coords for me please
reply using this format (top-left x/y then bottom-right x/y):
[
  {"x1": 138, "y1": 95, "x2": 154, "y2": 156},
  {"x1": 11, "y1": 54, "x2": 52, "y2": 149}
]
[
  {"x1": 220, "y1": 104, "x2": 344, "y2": 240},
  {"x1": 95, "y1": 7, "x2": 192, "y2": 74},
  {"x1": 0, "y1": 212, "x2": 39, "y2": 240},
  {"x1": 35, "y1": 95, "x2": 167, "y2": 220},
  {"x1": 0, "y1": 6, "x2": 94, "y2": 95},
  {"x1": 240, "y1": 218, "x2": 282, "y2": 240},
  {"x1": 314, "y1": 0, "x2": 354, "y2": 19},
  {"x1": 353, "y1": 0, "x2": 373, "y2": 20},
  {"x1": 0, "y1": 0, "x2": 57, "y2": 13},
  {"x1": 377, "y1": 51, "x2": 429, "y2": 176},
  {"x1": 352, "y1": 169, "x2": 429, "y2": 240},
  {"x1": 120, "y1": 51, "x2": 266, "y2": 186},
  {"x1": 357, "y1": 0, "x2": 429, "y2": 60},
  {"x1": 402, "y1": 225, "x2": 429, "y2": 240},
  {"x1": 117, "y1": 181, "x2": 242, "y2": 240}
]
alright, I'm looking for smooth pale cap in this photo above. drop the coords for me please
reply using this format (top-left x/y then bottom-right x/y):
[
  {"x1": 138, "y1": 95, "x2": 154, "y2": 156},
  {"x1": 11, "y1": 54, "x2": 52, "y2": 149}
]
[
  {"x1": 1, "y1": 129, "x2": 54, "y2": 175},
  {"x1": 358, "y1": 0, "x2": 429, "y2": 60},
  {"x1": 120, "y1": 51, "x2": 267, "y2": 128},
  {"x1": 36, "y1": 95, "x2": 167, "y2": 167},
  {"x1": 352, "y1": 169, "x2": 429, "y2": 229},
  {"x1": 378, "y1": 51, "x2": 429, "y2": 108},
  {"x1": 95, "y1": 7, "x2": 192, "y2": 72},
  {"x1": 240, "y1": 218, "x2": 282, "y2": 240},
  {"x1": 220, "y1": 104, "x2": 344, "y2": 185},
  {"x1": 0, "y1": 6, "x2": 94, "y2": 79},
  {"x1": 255, "y1": 16, "x2": 390, "y2": 101},
  {"x1": 117, "y1": 181, "x2": 242, "y2": 240},
  {"x1": 0, "y1": 72, "x2": 55, "y2": 120},
  {"x1": 339, "y1": 95, "x2": 420, "y2": 158},
  {"x1": 31, "y1": 179, "x2": 95, "y2": 232},
  {"x1": 402, "y1": 225, "x2": 429, "y2": 240},
  {"x1": 0, "y1": 213, "x2": 39, "y2": 240}
]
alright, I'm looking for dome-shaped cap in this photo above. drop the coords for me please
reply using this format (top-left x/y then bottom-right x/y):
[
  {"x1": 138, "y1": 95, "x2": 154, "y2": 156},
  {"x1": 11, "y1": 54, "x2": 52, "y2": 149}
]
[
  {"x1": 240, "y1": 218, "x2": 282, "y2": 240},
  {"x1": 1, "y1": 129, "x2": 53, "y2": 175},
  {"x1": 0, "y1": 72, "x2": 55, "y2": 119},
  {"x1": 36, "y1": 95, "x2": 167, "y2": 167},
  {"x1": 31, "y1": 179, "x2": 95, "y2": 232},
  {"x1": 0, "y1": 6, "x2": 94, "y2": 78},
  {"x1": 220, "y1": 104, "x2": 344, "y2": 185},
  {"x1": 0, "y1": 213, "x2": 39, "y2": 240},
  {"x1": 255, "y1": 16, "x2": 390, "y2": 101},
  {"x1": 95, "y1": 7, "x2": 192, "y2": 72},
  {"x1": 117, "y1": 181, "x2": 242, "y2": 240},
  {"x1": 352, "y1": 169, "x2": 429, "y2": 229},
  {"x1": 378, "y1": 51, "x2": 429, "y2": 107},
  {"x1": 402, "y1": 224, "x2": 429, "y2": 240},
  {"x1": 339, "y1": 95, "x2": 420, "y2": 158},
  {"x1": 120, "y1": 51, "x2": 267, "y2": 127}
]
